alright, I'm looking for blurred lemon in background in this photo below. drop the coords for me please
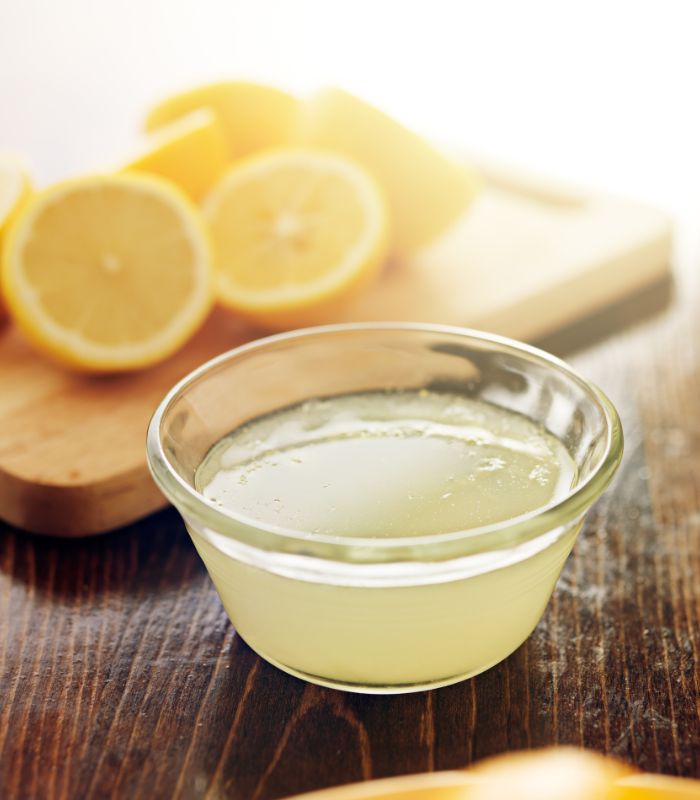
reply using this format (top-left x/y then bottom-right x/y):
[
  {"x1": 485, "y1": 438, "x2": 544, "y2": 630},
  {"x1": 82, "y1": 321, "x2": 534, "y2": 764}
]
[
  {"x1": 1, "y1": 173, "x2": 212, "y2": 371},
  {"x1": 124, "y1": 108, "x2": 228, "y2": 200},
  {"x1": 298, "y1": 88, "x2": 479, "y2": 254},
  {"x1": 0, "y1": 154, "x2": 32, "y2": 323},
  {"x1": 144, "y1": 80, "x2": 299, "y2": 159},
  {"x1": 2, "y1": 82, "x2": 481, "y2": 369},
  {"x1": 203, "y1": 148, "x2": 388, "y2": 329}
]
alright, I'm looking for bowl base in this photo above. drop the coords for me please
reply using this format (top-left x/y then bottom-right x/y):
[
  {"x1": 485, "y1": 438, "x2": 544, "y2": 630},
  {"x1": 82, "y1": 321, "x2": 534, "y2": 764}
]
[{"x1": 247, "y1": 640, "x2": 511, "y2": 694}]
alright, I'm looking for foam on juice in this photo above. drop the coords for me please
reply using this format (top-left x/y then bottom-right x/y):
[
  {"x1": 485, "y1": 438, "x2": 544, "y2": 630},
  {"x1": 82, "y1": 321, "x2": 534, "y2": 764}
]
[{"x1": 196, "y1": 390, "x2": 575, "y2": 538}]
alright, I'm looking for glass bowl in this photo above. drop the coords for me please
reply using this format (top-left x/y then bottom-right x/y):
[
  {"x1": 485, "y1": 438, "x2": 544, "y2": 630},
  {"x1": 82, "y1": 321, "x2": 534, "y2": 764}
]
[{"x1": 146, "y1": 323, "x2": 623, "y2": 694}]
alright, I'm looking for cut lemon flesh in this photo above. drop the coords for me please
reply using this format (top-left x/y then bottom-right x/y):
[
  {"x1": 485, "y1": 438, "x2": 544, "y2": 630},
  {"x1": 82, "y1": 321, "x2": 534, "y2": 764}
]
[
  {"x1": 203, "y1": 148, "x2": 389, "y2": 329},
  {"x1": 298, "y1": 88, "x2": 479, "y2": 254},
  {"x1": 145, "y1": 81, "x2": 299, "y2": 160},
  {"x1": 124, "y1": 108, "x2": 228, "y2": 200},
  {"x1": 2, "y1": 173, "x2": 212, "y2": 371}
]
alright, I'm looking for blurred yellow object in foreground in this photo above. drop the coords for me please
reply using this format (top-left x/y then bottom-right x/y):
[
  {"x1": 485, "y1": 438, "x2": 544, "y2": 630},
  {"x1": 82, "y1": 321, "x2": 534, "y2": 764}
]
[
  {"x1": 0, "y1": 153, "x2": 32, "y2": 323},
  {"x1": 284, "y1": 748, "x2": 700, "y2": 800},
  {"x1": 298, "y1": 88, "x2": 479, "y2": 254},
  {"x1": 614, "y1": 773, "x2": 700, "y2": 799},
  {"x1": 203, "y1": 148, "x2": 389, "y2": 330},
  {"x1": 124, "y1": 108, "x2": 228, "y2": 200},
  {"x1": 469, "y1": 747, "x2": 630, "y2": 799},
  {"x1": 2, "y1": 173, "x2": 212, "y2": 371},
  {"x1": 144, "y1": 80, "x2": 299, "y2": 159}
]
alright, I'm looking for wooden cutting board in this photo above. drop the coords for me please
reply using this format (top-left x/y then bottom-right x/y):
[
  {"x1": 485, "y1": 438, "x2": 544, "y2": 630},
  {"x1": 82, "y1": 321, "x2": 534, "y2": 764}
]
[{"x1": 0, "y1": 161, "x2": 671, "y2": 536}]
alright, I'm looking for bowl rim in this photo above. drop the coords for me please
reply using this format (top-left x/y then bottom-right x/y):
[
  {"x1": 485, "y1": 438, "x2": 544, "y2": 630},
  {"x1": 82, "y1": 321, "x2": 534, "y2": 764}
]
[{"x1": 146, "y1": 322, "x2": 624, "y2": 564}]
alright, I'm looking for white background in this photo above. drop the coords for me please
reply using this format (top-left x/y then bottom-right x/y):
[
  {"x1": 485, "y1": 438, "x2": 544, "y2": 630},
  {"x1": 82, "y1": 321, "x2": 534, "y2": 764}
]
[{"x1": 1, "y1": 0, "x2": 698, "y2": 218}]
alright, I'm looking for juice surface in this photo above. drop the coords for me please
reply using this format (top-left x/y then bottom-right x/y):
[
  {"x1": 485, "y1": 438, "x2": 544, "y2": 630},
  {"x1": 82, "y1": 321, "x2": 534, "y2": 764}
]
[{"x1": 196, "y1": 390, "x2": 576, "y2": 537}]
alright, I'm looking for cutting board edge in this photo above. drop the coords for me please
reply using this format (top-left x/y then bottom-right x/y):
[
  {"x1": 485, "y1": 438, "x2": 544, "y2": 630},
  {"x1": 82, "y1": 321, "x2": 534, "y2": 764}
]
[
  {"x1": 472, "y1": 226, "x2": 672, "y2": 342},
  {"x1": 0, "y1": 462, "x2": 167, "y2": 537}
]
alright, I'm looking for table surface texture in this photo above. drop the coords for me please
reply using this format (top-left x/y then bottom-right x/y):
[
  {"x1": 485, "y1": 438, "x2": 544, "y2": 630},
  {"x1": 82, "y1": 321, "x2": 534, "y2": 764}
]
[{"x1": 1, "y1": 252, "x2": 698, "y2": 799}]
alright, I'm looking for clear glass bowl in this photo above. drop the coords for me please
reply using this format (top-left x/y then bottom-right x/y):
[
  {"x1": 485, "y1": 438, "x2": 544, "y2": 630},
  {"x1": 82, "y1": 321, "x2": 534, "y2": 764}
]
[{"x1": 146, "y1": 323, "x2": 623, "y2": 694}]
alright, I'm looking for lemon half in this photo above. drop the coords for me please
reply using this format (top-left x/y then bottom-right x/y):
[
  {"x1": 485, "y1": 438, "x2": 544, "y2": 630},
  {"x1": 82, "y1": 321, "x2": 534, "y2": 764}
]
[
  {"x1": 2, "y1": 173, "x2": 213, "y2": 371},
  {"x1": 203, "y1": 148, "x2": 389, "y2": 329}
]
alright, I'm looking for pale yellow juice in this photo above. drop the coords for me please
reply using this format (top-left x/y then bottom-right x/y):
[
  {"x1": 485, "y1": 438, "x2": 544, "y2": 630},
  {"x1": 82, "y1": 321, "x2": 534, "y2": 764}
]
[{"x1": 192, "y1": 389, "x2": 579, "y2": 690}]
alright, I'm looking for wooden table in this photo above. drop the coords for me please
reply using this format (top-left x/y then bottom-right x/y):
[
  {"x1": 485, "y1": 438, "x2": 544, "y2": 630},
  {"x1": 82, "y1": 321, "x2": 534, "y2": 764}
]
[{"x1": 2, "y1": 252, "x2": 699, "y2": 798}]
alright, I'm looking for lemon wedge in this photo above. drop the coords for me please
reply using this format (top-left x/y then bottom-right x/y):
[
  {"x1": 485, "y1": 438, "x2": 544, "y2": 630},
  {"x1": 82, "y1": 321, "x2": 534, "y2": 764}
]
[
  {"x1": 1, "y1": 173, "x2": 212, "y2": 371},
  {"x1": 298, "y1": 88, "x2": 478, "y2": 254},
  {"x1": 203, "y1": 149, "x2": 389, "y2": 329},
  {"x1": 124, "y1": 108, "x2": 228, "y2": 200},
  {"x1": 144, "y1": 81, "x2": 299, "y2": 159}
]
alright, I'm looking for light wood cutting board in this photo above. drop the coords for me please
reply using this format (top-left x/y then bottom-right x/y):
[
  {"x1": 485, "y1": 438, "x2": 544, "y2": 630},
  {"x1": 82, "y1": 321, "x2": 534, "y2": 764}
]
[{"x1": 0, "y1": 162, "x2": 671, "y2": 536}]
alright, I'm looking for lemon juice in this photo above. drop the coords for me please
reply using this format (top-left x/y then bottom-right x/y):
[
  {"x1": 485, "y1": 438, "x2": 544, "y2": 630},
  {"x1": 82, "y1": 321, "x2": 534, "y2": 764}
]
[{"x1": 192, "y1": 389, "x2": 579, "y2": 691}]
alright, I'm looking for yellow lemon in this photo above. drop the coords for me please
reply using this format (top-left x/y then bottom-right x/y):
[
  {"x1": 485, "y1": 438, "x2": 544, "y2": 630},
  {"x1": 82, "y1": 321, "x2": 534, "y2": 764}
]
[
  {"x1": 203, "y1": 148, "x2": 389, "y2": 329},
  {"x1": 124, "y1": 108, "x2": 228, "y2": 200},
  {"x1": 298, "y1": 88, "x2": 479, "y2": 254},
  {"x1": 470, "y1": 747, "x2": 633, "y2": 800},
  {"x1": 144, "y1": 81, "x2": 299, "y2": 159},
  {"x1": 0, "y1": 154, "x2": 32, "y2": 323},
  {"x1": 2, "y1": 173, "x2": 212, "y2": 371}
]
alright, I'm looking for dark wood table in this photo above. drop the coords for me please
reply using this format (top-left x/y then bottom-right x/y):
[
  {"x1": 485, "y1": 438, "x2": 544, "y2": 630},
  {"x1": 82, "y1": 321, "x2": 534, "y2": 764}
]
[{"x1": 2, "y1": 253, "x2": 699, "y2": 799}]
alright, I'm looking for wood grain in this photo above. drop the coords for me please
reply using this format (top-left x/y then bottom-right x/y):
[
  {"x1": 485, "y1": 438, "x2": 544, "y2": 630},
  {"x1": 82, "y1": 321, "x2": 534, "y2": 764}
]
[
  {"x1": 0, "y1": 162, "x2": 670, "y2": 536},
  {"x1": 2, "y1": 255, "x2": 700, "y2": 798}
]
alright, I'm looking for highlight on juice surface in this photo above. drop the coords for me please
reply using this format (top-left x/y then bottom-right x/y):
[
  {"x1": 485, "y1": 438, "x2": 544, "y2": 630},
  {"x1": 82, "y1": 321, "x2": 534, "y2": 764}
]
[{"x1": 147, "y1": 324, "x2": 623, "y2": 693}]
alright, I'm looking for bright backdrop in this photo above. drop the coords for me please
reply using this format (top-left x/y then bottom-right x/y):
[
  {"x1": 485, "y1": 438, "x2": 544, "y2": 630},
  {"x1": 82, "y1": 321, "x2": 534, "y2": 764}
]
[{"x1": 1, "y1": 0, "x2": 698, "y2": 218}]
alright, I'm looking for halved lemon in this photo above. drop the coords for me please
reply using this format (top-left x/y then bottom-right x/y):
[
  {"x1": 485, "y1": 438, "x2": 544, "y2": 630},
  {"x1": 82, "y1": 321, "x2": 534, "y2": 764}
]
[
  {"x1": 2, "y1": 173, "x2": 212, "y2": 371},
  {"x1": 0, "y1": 154, "x2": 32, "y2": 323},
  {"x1": 298, "y1": 88, "x2": 479, "y2": 254},
  {"x1": 203, "y1": 148, "x2": 389, "y2": 329},
  {"x1": 144, "y1": 81, "x2": 299, "y2": 160},
  {"x1": 124, "y1": 108, "x2": 228, "y2": 200}
]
